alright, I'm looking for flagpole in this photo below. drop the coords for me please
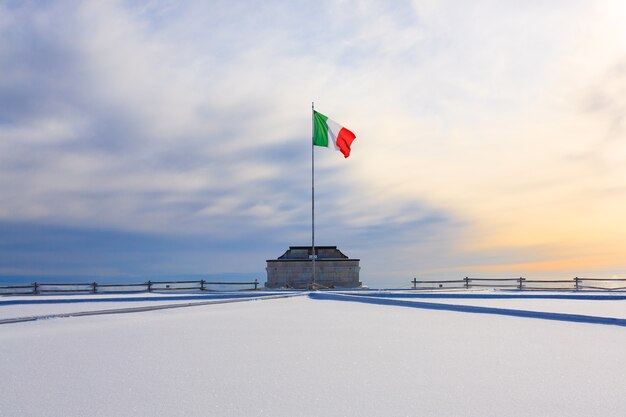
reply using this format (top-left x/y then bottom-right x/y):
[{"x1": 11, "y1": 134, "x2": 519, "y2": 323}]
[{"x1": 311, "y1": 101, "x2": 316, "y2": 288}]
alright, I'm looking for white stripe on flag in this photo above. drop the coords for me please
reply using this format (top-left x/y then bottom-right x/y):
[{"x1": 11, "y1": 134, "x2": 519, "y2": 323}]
[{"x1": 325, "y1": 118, "x2": 342, "y2": 151}]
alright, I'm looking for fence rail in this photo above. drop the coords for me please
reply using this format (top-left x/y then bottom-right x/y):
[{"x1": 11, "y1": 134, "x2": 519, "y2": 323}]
[
  {"x1": 410, "y1": 277, "x2": 626, "y2": 291},
  {"x1": 0, "y1": 279, "x2": 260, "y2": 295}
]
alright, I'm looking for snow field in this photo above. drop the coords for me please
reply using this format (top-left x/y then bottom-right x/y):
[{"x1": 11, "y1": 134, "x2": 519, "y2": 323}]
[
  {"x1": 0, "y1": 291, "x2": 290, "y2": 321},
  {"x1": 1, "y1": 294, "x2": 626, "y2": 416}
]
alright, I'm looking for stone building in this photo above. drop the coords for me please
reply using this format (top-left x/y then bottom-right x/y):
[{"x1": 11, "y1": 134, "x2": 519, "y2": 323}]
[{"x1": 265, "y1": 246, "x2": 361, "y2": 289}]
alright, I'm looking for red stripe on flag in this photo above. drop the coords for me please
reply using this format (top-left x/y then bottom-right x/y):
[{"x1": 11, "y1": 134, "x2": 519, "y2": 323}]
[{"x1": 336, "y1": 127, "x2": 356, "y2": 158}]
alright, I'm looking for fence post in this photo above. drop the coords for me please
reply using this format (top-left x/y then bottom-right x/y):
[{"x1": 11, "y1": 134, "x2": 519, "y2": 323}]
[
  {"x1": 147, "y1": 280, "x2": 152, "y2": 292},
  {"x1": 92, "y1": 281, "x2": 97, "y2": 294},
  {"x1": 574, "y1": 277, "x2": 579, "y2": 291},
  {"x1": 412, "y1": 278, "x2": 418, "y2": 289},
  {"x1": 464, "y1": 277, "x2": 470, "y2": 289},
  {"x1": 200, "y1": 280, "x2": 206, "y2": 291},
  {"x1": 254, "y1": 279, "x2": 259, "y2": 290},
  {"x1": 518, "y1": 277, "x2": 525, "y2": 290},
  {"x1": 33, "y1": 282, "x2": 39, "y2": 295}
]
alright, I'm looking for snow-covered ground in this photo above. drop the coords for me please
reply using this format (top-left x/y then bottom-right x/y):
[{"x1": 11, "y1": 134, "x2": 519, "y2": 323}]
[
  {"x1": 0, "y1": 291, "x2": 291, "y2": 321},
  {"x1": 1, "y1": 291, "x2": 626, "y2": 417},
  {"x1": 339, "y1": 290, "x2": 626, "y2": 319},
  {"x1": 392, "y1": 296, "x2": 626, "y2": 318}
]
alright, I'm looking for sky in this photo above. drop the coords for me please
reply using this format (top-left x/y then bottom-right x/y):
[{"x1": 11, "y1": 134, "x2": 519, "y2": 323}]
[{"x1": 1, "y1": 0, "x2": 626, "y2": 286}]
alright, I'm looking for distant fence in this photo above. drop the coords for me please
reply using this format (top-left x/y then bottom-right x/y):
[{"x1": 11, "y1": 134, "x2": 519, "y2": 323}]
[
  {"x1": 410, "y1": 277, "x2": 626, "y2": 291},
  {"x1": 0, "y1": 279, "x2": 260, "y2": 295}
]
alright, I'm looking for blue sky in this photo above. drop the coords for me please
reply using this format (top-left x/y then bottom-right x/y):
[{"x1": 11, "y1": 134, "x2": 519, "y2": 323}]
[{"x1": 2, "y1": 0, "x2": 626, "y2": 286}]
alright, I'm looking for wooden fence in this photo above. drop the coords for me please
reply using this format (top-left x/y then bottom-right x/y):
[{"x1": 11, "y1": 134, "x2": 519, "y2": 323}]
[
  {"x1": 0, "y1": 279, "x2": 260, "y2": 295},
  {"x1": 410, "y1": 277, "x2": 626, "y2": 291}
]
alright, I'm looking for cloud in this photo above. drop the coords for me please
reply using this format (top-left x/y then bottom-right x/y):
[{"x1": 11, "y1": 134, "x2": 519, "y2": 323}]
[{"x1": 2, "y1": 0, "x2": 626, "y2": 284}]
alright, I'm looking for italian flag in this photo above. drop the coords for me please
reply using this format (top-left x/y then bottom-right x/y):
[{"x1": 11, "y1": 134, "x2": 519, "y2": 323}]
[{"x1": 313, "y1": 111, "x2": 356, "y2": 158}]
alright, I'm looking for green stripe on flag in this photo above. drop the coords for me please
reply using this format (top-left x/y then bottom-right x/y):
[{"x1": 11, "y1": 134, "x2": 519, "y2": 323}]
[{"x1": 313, "y1": 111, "x2": 329, "y2": 147}]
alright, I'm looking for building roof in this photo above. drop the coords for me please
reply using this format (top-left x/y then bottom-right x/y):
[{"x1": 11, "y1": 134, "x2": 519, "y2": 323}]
[{"x1": 266, "y1": 246, "x2": 359, "y2": 262}]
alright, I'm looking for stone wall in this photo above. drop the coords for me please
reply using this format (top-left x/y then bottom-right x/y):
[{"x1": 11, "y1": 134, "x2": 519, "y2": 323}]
[{"x1": 266, "y1": 260, "x2": 360, "y2": 288}]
